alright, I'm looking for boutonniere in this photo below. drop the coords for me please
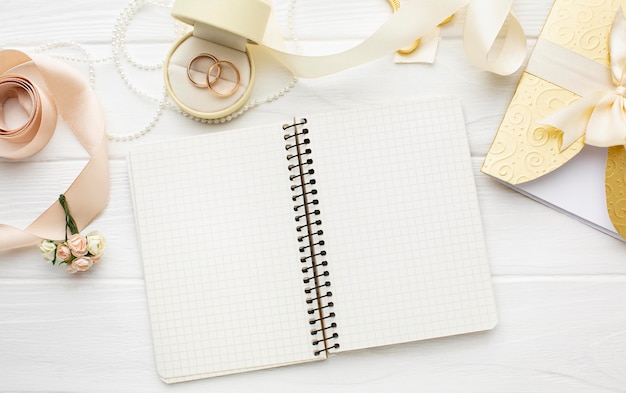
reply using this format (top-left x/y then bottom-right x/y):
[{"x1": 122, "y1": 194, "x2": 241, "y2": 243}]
[{"x1": 38, "y1": 195, "x2": 106, "y2": 273}]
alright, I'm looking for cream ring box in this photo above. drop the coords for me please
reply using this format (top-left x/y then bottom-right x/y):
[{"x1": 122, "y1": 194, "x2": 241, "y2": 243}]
[{"x1": 164, "y1": 0, "x2": 270, "y2": 119}]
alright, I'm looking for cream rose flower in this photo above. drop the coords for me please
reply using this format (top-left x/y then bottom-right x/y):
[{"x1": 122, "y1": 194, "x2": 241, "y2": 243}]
[
  {"x1": 86, "y1": 231, "x2": 106, "y2": 261},
  {"x1": 39, "y1": 240, "x2": 56, "y2": 262},
  {"x1": 67, "y1": 234, "x2": 88, "y2": 257},
  {"x1": 67, "y1": 256, "x2": 93, "y2": 273}
]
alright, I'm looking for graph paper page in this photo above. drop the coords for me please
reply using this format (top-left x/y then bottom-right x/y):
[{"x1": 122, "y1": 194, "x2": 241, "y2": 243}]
[
  {"x1": 307, "y1": 96, "x2": 498, "y2": 352},
  {"x1": 128, "y1": 125, "x2": 320, "y2": 382}
]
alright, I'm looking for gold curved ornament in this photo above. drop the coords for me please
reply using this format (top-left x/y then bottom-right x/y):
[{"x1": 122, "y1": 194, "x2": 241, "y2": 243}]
[
  {"x1": 386, "y1": 0, "x2": 420, "y2": 54},
  {"x1": 386, "y1": 0, "x2": 454, "y2": 55},
  {"x1": 605, "y1": 146, "x2": 626, "y2": 238}
]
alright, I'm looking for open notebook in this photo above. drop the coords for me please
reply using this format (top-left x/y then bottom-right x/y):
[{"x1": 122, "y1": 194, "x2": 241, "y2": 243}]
[{"x1": 128, "y1": 96, "x2": 498, "y2": 383}]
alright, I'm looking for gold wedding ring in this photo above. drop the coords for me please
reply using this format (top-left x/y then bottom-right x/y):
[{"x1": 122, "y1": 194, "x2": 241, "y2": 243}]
[
  {"x1": 187, "y1": 54, "x2": 241, "y2": 98},
  {"x1": 187, "y1": 53, "x2": 220, "y2": 88},
  {"x1": 207, "y1": 60, "x2": 241, "y2": 98}
]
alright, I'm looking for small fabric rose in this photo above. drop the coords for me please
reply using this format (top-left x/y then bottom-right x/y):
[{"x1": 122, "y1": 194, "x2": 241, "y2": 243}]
[
  {"x1": 67, "y1": 256, "x2": 93, "y2": 274},
  {"x1": 38, "y1": 194, "x2": 105, "y2": 273},
  {"x1": 86, "y1": 231, "x2": 106, "y2": 262},
  {"x1": 39, "y1": 240, "x2": 57, "y2": 262},
  {"x1": 55, "y1": 243, "x2": 72, "y2": 263},
  {"x1": 67, "y1": 233, "x2": 88, "y2": 257}
]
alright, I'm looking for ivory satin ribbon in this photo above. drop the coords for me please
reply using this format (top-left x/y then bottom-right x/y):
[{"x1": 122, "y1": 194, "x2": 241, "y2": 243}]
[
  {"x1": 258, "y1": 0, "x2": 526, "y2": 77},
  {"x1": 464, "y1": 0, "x2": 526, "y2": 76},
  {"x1": 0, "y1": 50, "x2": 109, "y2": 251},
  {"x1": 538, "y1": 10, "x2": 626, "y2": 150}
]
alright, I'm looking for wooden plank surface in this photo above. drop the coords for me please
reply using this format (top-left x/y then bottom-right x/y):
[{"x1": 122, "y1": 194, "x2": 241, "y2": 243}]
[{"x1": 1, "y1": 0, "x2": 625, "y2": 391}]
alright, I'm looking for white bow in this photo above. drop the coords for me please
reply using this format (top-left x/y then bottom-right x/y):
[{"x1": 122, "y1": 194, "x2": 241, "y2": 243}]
[{"x1": 542, "y1": 9, "x2": 626, "y2": 151}]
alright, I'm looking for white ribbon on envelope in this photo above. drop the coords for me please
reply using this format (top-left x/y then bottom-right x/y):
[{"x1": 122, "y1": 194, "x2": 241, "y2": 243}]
[{"x1": 538, "y1": 10, "x2": 626, "y2": 151}]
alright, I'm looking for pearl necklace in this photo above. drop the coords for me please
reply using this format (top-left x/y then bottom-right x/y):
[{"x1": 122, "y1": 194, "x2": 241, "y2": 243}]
[{"x1": 29, "y1": 0, "x2": 300, "y2": 142}]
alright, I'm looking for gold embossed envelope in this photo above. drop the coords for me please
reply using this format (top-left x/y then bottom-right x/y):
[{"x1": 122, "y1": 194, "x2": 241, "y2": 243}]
[{"x1": 481, "y1": 0, "x2": 626, "y2": 240}]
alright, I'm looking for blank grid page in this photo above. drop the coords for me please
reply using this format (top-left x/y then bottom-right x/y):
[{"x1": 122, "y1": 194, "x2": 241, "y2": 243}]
[
  {"x1": 308, "y1": 97, "x2": 498, "y2": 352},
  {"x1": 128, "y1": 126, "x2": 318, "y2": 382}
]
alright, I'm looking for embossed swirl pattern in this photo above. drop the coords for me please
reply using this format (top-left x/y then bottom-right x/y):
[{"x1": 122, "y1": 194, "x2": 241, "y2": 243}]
[{"x1": 481, "y1": 0, "x2": 626, "y2": 184}]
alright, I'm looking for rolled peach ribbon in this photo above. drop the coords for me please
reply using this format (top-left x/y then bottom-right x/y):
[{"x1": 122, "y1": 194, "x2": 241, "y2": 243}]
[{"x1": 0, "y1": 49, "x2": 109, "y2": 250}]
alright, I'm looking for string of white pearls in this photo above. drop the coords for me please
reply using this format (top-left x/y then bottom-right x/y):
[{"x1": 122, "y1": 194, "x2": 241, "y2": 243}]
[{"x1": 29, "y1": 0, "x2": 300, "y2": 141}]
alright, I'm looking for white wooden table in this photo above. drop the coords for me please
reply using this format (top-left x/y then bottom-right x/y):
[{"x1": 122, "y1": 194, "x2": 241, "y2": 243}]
[{"x1": 1, "y1": 0, "x2": 625, "y2": 391}]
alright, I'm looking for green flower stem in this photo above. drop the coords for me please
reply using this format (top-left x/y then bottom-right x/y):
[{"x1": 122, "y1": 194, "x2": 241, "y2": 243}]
[
  {"x1": 52, "y1": 242, "x2": 59, "y2": 266},
  {"x1": 58, "y1": 194, "x2": 79, "y2": 238}
]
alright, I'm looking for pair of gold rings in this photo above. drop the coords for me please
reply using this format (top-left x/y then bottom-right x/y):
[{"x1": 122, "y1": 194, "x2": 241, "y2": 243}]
[{"x1": 187, "y1": 53, "x2": 241, "y2": 97}]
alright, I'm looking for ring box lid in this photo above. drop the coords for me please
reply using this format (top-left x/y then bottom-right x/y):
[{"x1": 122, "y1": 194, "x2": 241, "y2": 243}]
[{"x1": 172, "y1": 0, "x2": 271, "y2": 45}]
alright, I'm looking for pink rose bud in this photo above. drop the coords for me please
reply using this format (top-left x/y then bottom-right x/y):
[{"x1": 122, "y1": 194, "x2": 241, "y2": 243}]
[
  {"x1": 56, "y1": 243, "x2": 72, "y2": 262},
  {"x1": 68, "y1": 234, "x2": 88, "y2": 257},
  {"x1": 68, "y1": 257, "x2": 93, "y2": 273}
]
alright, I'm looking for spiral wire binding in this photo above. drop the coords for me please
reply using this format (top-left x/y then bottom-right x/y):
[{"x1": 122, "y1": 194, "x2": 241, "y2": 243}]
[{"x1": 283, "y1": 118, "x2": 339, "y2": 356}]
